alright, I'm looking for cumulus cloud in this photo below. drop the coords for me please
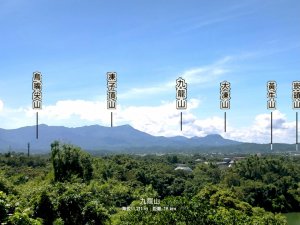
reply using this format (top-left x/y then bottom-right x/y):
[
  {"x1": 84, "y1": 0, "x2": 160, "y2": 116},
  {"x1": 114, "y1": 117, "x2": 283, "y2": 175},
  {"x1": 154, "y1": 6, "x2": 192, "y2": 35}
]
[
  {"x1": 23, "y1": 100, "x2": 112, "y2": 127},
  {"x1": 115, "y1": 98, "x2": 200, "y2": 137},
  {"x1": 225, "y1": 110, "x2": 296, "y2": 144}
]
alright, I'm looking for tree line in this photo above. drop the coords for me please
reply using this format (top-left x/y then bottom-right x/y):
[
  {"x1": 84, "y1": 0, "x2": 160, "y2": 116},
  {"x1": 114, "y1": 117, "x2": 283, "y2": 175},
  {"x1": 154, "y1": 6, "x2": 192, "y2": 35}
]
[{"x1": 1, "y1": 141, "x2": 299, "y2": 224}]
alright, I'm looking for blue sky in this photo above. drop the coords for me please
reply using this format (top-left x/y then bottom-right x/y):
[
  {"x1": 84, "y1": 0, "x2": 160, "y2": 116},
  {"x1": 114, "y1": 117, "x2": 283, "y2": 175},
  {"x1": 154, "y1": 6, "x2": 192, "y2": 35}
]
[{"x1": 0, "y1": 0, "x2": 300, "y2": 143}]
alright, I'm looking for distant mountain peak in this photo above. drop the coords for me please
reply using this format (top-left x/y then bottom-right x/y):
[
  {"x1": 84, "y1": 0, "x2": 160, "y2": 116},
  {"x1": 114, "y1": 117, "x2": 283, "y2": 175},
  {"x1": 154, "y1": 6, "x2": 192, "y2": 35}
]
[
  {"x1": 0, "y1": 124, "x2": 242, "y2": 153},
  {"x1": 191, "y1": 134, "x2": 223, "y2": 139},
  {"x1": 114, "y1": 124, "x2": 135, "y2": 129},
  {"x1": 118, "y1": 124, "x2": 132, "y2": 128},
  {"x1": 205, "y1": 134, "x2": 224, "y2": 138}
]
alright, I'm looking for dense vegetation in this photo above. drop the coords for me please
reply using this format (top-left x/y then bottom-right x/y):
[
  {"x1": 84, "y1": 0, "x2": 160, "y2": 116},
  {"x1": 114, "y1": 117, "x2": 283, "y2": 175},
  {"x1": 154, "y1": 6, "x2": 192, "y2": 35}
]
[{"x1": 1, "y1": 142, "x2": 299, "y2": 224}]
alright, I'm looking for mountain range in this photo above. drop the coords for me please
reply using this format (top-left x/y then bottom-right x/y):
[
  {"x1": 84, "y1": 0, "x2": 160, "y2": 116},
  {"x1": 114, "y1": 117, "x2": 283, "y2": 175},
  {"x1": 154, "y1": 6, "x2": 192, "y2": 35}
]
[{"x1": 0, "y1": 124, "x2": 296, "y2": 154}]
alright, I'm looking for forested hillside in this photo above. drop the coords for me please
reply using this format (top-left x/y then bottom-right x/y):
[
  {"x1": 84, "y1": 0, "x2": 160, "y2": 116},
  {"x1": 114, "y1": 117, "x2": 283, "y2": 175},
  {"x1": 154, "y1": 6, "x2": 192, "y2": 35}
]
[{"x1": 1, "y1": 142, "x2": 299, "y2": 224}]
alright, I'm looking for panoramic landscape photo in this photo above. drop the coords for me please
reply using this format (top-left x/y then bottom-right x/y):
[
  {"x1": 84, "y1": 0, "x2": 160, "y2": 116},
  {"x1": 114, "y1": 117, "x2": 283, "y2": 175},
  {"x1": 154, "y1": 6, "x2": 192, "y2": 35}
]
[{"x1": 1, "y1": 0, "x2": 300, "y2": 224}]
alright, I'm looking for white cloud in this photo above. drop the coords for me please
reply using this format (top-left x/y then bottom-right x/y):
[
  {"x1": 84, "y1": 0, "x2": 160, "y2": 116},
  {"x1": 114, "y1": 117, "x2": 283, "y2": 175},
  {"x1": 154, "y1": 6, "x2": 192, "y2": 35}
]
[
  {"x1": 0, "y1": 98, "x2": 297, "y2": 144},
  {"x1": 180, "y1": 56, "x2": 231, "y2": 85},
  {"x1": 224, "y1": 110, "x2": 296, "y2": 144},
  {"x1": 176, "y1": 6, "x2": 257, "y2": 34},
  {"x1": 120, "y1": 56, "x2": 231, "y2": 99},
  {"x1": 0, "y1": 100, "x2": 3, "y2": 112},
  {"x1": 116, "y1": 98, "x2": 200, "y2": 137},
  {"x1": 24, "y1": 100, "x2": 112, "y2": 127}
]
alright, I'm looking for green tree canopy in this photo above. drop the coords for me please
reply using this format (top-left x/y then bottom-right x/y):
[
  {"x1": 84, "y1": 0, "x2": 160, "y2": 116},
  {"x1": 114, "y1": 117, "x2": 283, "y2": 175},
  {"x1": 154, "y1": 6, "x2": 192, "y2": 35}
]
[{"x1": 50, "y1": 141, "x2": 93, "y2": 182}]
